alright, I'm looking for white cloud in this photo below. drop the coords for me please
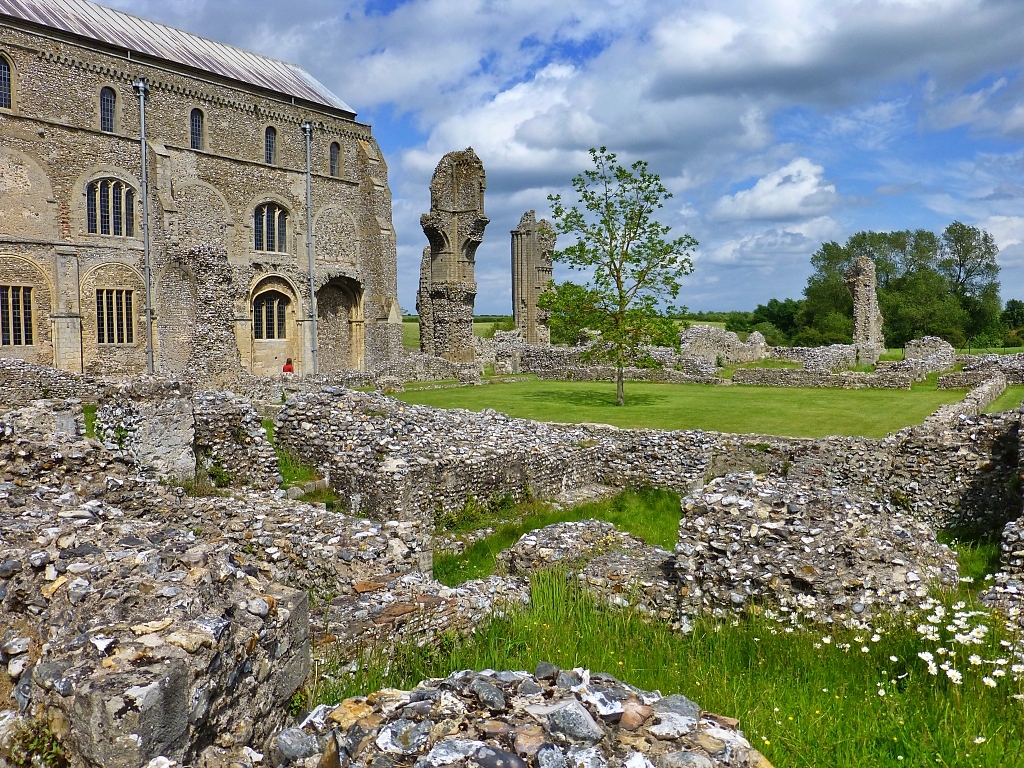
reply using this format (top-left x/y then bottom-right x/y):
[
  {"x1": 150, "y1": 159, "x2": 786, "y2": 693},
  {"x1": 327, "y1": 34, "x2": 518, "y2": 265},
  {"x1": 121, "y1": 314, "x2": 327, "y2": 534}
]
[{"x1": 712, "y1": 158, "x2": 837, "y2": 221}]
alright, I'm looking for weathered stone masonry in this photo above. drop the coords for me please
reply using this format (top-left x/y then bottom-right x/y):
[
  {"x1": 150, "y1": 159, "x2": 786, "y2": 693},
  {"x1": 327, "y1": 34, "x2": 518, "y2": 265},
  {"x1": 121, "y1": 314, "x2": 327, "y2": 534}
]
[
  {"x1": 417, "y1": 148, "x2": 488, "y2": 363},
  {"x1": 510, "y1": 210, "x2": 555, "y2": 346},
  {"x1": 0, "y1": 0, "x2": 403, "y2": 385}
]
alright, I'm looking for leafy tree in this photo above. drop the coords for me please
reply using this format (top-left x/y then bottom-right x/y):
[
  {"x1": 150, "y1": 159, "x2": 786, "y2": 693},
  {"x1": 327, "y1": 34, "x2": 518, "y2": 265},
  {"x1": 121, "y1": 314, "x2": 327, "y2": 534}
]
[
  {"x1": 1002, "y1": 299, "x2": 1024, "y2": 330},
  {"x1": 545, "y1": 147, "x2": 697, "y2": 405},
  {"x1": 751, "y1": 298, "x2": 802, "y2": 336},
  {"x1": 724, "y1": 311, "x2": 753, "y2": 333},
  {"x1": 749, "y1": 321, "x2": 788, "y2": 346},
  {"x1": 542, "y1": 281, "x2": 606, "y2": 345}
]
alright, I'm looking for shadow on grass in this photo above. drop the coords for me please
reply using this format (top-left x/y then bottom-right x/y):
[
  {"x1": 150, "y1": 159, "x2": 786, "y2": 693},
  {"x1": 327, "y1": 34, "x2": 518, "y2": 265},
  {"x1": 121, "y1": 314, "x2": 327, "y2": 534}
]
[{"x1": 516, "y1": 386, "x2": 667, "y2": 409}]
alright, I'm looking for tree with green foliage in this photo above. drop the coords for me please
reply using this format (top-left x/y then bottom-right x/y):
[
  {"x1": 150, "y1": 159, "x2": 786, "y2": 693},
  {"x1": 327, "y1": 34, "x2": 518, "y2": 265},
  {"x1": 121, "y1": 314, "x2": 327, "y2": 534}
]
[
  {"x1": 542, "y1": 147, "x2": 697, "y2": 405},
  {"x1": 1002, "y1": 299, "x2": 1024, "y2": 330}
]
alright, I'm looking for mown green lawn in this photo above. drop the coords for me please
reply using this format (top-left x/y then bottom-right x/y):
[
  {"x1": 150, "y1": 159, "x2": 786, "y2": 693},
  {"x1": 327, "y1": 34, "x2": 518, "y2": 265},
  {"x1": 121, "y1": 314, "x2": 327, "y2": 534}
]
[
  {"x1": 402, "y1": 319, "x2": 505, "y2": 349},
  {"x1": 396, "y1": 379, "x2": 967, "y2": 438},
  {"x1": 985, "y1": 385, "x2": 1024, "y2": 414}
]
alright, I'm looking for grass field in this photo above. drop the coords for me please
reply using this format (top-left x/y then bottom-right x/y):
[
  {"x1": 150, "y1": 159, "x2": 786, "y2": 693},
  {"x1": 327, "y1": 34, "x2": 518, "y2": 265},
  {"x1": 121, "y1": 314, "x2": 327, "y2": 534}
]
[
  {"x1": 396, "y1": 379, "x2": 966, "y2": 438},
  {"x1": 312, "y1": 563, "x2": 1019, "y2": 768},
  {"x1": 985, "y1": 385, "x2": 1024, "y2": 414},
  {"x1": 434, "y1": 488, "x2": 681, "y2": 585},
  {"x1": 402, "y1": 318, "x2": 507, "y2": 349}
]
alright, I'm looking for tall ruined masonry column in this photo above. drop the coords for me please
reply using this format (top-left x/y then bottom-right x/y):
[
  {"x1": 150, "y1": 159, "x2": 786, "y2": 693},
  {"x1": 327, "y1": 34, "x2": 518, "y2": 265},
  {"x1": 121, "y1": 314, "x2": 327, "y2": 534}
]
[
  {"x1": 416, "y1": 148, "x2": 489, "y2": 362},
  {"x1": 511, "y1": 210, "x2": 556, "y2": 345},
  {"x1": 844, "y1": 256, "x2": 886, "y2": 364}
]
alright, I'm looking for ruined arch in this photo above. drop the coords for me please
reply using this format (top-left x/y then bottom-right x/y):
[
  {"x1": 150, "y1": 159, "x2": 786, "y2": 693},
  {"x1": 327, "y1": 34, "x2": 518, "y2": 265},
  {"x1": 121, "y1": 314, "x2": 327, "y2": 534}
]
[
  {"x1": 0, "y1": 147, "x2": 58, "y2": 241},
  {"x1": 316, "y1": 274, "x2": 364, "y2": 371},
  {"x1": 174, "y1": 179, "x2": 232, "y2": 250},
  {"x1": 313, "y1": 205, "x2": 360, "y2": 266}
]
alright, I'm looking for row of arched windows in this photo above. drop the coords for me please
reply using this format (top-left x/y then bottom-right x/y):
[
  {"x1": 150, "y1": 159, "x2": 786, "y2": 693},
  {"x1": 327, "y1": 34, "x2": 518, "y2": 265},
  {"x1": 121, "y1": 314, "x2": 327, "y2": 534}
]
[{"x1": 0, "y1": 53, "x2": 345, "y2": 176}]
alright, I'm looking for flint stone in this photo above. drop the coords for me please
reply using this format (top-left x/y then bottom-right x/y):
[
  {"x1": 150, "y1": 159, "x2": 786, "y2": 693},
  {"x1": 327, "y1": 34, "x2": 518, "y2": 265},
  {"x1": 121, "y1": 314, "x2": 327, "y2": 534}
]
[
  {"x1": 470, "y1": 677, "x2": 507, "y2": 711},
  {"x1": 546, "y1": 700, "x2": 604, "y2": 744},
  {"x1": 376, "y1": 718, "x2": 433, "y2": 754},
  {"x1": 535, "y1": 661, "x2": 559, "y2": 680},
  {"x1": 658, "y1": 754, "x2": 715, "y2": 768},
  {"x1": 471, "y1": 746, "x2": 528, "y2": 768},
  {"x1": 536, "y1": 744, "x2": 568, "y2": 768},
  {"x1": 652, "y1": 695, "x2": 701, "y2": 720},
  {"x1": 276, "y1": 727, "x2": 320, "y2": 762},
  {"x1": 0, "y1": 559, "x2": 22, "y2": 578},
  {"x1": 425, "y1": 739, "x2": 486, "y2": 765}
]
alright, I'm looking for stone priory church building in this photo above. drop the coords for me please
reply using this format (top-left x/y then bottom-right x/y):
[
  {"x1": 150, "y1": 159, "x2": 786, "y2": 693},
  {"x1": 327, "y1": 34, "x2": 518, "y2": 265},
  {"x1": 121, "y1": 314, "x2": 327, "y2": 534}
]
[{"x1": 0, "y1": 0, "x2": 403, "y2": 382}]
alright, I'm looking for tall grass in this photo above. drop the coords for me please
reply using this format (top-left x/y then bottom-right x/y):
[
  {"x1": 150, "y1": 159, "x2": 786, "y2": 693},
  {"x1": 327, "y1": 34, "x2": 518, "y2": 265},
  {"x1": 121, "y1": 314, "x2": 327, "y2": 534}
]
[
  {"x1": 433, "y1": 487, "x2": 681, "y2": 585},
  {"x1": 311, "y1": 570, "x2": 1024, "y2": 768}
]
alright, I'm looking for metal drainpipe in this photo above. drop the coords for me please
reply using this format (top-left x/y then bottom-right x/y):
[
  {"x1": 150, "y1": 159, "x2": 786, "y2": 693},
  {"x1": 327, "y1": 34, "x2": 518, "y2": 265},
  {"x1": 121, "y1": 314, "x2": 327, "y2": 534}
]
[
  {"x1": 134, "y1": 79, "x2": 154, "y2": 375},
  {"x1": 303, "y1": 121, "x2": 318, "y2": 375}
]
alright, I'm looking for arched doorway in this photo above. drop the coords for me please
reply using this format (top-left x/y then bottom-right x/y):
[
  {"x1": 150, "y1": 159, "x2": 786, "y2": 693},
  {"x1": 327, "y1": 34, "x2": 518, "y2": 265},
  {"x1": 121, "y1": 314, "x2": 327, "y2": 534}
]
[
  {"x1": 250, "y1": 277, "x2": 298, "y2": 376},
  {"x1": 316, "y1": 276, "x2": 364, "y2": 371}
]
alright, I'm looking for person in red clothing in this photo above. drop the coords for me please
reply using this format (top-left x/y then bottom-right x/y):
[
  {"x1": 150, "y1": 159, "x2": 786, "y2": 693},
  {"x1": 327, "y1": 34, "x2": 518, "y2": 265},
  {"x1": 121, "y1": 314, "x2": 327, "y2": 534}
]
[{"x1": 282, "y1": 358, "x2": 294, "y2": 373}]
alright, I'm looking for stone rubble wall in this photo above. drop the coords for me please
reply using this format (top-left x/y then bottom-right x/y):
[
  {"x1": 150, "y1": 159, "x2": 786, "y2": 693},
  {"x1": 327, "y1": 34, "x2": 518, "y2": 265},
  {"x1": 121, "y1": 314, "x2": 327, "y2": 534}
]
[
  {"x1": 768, "y1": 344, "x2": 859, "y2": 372},
  {"x1": 678, "y1": 325, "x2": 768, "y2": 364},
  {"x1": 193, "y1": 391, "x2": 280, "y2": 490},
  {"x1": 905, "y1": 336, "x2": 956, "y2": 368},
  {"x1": 675, "y1": 473, "x2": 958, "y2": 623},
  {"x1": 0, "y1": 357, "x2": 104, "y2": 405},
  {"x1": 937, "y1": 370, "x2": 993, "y2": 389},
  {"x1": 537, "y1": 366, "x2": 724, "y2": 385},
  {"x1": 927, "y1": 372, "x2": 1006, "y2": 422},
  {"x1": 275, "y1": 379, "x2": 1021, "y2": 534},
  {"x1": 732, "y1": 367, "x2": 913, "y2": 389},
  {"x1": 960, "y1": 352, "x2": 1024, "y2": 385},
  {"x1": 95, "y1": 378, "x2": 197, "y2": 481},
  {"x1": 0, "y1": 404, "x2": 448, "y2": 767}
]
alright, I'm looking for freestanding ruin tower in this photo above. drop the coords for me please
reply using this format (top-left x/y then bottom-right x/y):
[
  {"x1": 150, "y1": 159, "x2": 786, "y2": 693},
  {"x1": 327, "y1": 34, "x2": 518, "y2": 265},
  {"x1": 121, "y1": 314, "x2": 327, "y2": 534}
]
[
  {"x1": 417, "y1": 148, "x2": 489, "y2": 362},
  {"x1": 511, "y1": 211, "x2": 556, "y2": 345},
  {"x1": 845, "y1": 256, "x2": 886, "y2": 364}
]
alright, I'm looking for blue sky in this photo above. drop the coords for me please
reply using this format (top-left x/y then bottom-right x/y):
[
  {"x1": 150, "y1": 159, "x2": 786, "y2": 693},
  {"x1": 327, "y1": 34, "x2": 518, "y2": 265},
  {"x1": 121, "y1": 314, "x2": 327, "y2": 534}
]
[{"x1": 109, "y1": 0, "x2": 1024, "y2": 313}]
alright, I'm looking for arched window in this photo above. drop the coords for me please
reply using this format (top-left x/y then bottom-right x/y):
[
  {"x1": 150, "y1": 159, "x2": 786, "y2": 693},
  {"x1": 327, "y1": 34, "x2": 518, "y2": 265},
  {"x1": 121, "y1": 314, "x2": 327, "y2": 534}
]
[
  {"x1": 100, "y1": 87, "x2": 116, "y2": 133},
  {"x1": 265, "y1": 126, "x2": 276, "y2": 164},
  {"x1": 0, "y1": 286, "x2": 32, "y2": 346},
  {"x1": 253, "y1": 290, "x2": 289, "y2": 340},
  {"x1": 96, "y1": 288, "x2": 134, "y2": 345},
  {"x1": 87, "y1": 179, "x2": 136, "y2": 237},
  {"x1": 330, "y1": 142, "x2": 340, "y2": 177},
  {"x1": 254, "y1": 202, "x2": 288, "y2": 252},
  {"x1": 190, "y1": 108, "x2": 204, "y2": 150},
  {"x1": 0, "y1": 56, "x2": 11, "y2": 110}
]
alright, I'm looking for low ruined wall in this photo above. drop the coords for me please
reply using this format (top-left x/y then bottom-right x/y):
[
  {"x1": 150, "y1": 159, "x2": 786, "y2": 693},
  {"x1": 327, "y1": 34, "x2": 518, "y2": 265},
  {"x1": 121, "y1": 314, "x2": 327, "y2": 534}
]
[
  {"x1": 0, "y1": 357, "x2": 103, "y2": 405},
  {"x1": 768, "y1": 344, "x2": 859, "y2": 372},
  {"x1": 536, "y1": 366, "x2": 722, "y2": 385},
  {"x1": 678, "y1": 325, "x2": 768, "y2": 364},
  {"x1": 193, "y1": 391, "x2": 280, "y2": 489},
  {"x1": 275, "y1": 378, "x2": 1021, "y2": 533},
  {"x1": 95, "y1": 378, "x2": 197, "y2": 480},
  {"x1": 733, "y1": 367, "x2": 913, "y2": 389},
  {"x1": 960, "y1": 353, "x2": 1024, "y2": 385},
  {"x1": 937, "y1": 371, "x2": 992, "y2": 389}
]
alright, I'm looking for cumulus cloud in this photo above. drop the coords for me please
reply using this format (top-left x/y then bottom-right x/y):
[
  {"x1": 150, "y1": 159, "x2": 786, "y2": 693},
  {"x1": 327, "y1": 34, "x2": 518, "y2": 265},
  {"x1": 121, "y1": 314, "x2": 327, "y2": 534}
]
[{"x1": 712, "y1": 159, "x2": 837, "y2": 221}]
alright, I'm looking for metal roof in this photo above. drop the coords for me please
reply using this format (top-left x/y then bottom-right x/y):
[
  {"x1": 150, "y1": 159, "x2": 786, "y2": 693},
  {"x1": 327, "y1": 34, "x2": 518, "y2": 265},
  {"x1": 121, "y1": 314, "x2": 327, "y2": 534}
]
[{"x1": 0, "y1": 0, "x2": 354, "y2": 115}]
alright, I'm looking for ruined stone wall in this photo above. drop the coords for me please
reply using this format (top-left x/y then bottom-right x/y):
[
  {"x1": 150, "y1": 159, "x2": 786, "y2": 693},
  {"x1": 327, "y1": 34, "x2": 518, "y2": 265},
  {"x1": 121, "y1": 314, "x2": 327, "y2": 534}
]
[
  {"x1": 0, "y1": 16, "x2": 402, "y2": 380},
  {"x1": 0, "y1": 357, "x2": 102, "y2": 404},
  {"x1": 511, "y1": 210, "x2": 555, "y2": 345},
  {"x1": 193, "y1": 391, "x2": 280, "y2": 490},
  {"x1": 274, "y1": 378, "x2": 1021, "y2": 532},
  {"x1": 95, "y1": 377, "x2": 197, "y2": 480},
  {"x1": 537, "y1": 366, "x2": 723, "y2": 385},
  {"x1": 845, "y1": 256, "x2": 885, "y2": 364},
  {"x1": 733, "y1": 367, "x2": 913, "y2": 389},
  {"x1": 769, "y1": 344, "x2": 859, "y2": 371},
  {"x1": 417, "y1": 148, "x2": 488, "y2": 362},
  {"x1": 678, "y1": 325, "x2": 768, "y2": 364}
]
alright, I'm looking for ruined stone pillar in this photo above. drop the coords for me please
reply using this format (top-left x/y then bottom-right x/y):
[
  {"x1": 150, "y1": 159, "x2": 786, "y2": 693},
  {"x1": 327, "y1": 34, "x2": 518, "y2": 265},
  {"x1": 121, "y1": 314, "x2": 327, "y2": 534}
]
[
  {"x1": 511, "y1": 210, "x2": 556, "y2": 346},
  {"x1": 844, "y1": 256, "x2": 885, "y2": 364},
  {"x1": 417, "y1": 148, "x2": 489, "y2": 362}
]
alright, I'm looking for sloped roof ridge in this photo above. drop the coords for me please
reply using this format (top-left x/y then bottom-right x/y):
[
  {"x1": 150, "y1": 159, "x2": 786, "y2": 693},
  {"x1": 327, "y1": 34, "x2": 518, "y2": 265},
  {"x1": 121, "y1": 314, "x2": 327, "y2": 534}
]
[{"x1": 0, "y1": 0, "x2": 354, "y2": 114}]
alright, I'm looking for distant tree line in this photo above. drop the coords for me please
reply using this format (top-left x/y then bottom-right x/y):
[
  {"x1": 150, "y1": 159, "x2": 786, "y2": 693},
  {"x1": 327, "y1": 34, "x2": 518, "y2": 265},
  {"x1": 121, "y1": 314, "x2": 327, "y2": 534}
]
[{"x1": 699, "y1": 222, "x2": 1020, "y2": 349}]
